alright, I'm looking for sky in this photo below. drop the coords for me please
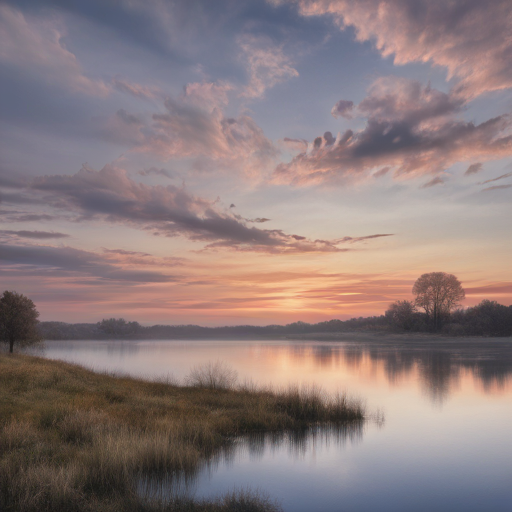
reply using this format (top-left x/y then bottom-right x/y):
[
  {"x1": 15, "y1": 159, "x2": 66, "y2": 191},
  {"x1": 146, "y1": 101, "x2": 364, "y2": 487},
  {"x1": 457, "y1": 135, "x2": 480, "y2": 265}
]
[{"x1": 1, "y1": 0, "x2": 511, "y2": 325}]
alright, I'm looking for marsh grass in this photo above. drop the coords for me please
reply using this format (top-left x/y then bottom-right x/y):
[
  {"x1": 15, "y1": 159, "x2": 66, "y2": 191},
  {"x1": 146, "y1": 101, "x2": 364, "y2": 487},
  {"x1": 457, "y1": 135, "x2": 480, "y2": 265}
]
[
  {"x1": 0, "y1": 354, "x2": 364, "y2": 512},
  {"x1": 186, "y1": 361, "x2": 238, "y2": 390}
]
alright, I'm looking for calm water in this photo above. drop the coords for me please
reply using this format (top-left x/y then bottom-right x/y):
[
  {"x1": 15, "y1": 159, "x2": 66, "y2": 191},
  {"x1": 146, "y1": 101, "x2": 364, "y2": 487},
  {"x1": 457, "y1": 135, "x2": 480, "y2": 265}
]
[{"x1": 42, "y1": 337, "x2": 512, "y2": 512}]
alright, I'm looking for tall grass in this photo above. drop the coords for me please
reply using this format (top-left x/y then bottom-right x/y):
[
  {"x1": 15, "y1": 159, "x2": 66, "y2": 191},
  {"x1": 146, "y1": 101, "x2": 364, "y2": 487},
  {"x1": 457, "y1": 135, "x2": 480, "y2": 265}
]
[
  {"x1": 186, "y1": 361, "x2": 238, "y2": 390},
  {"x1": 0, "y1": 354, "x2": 364, "y2": 512}
]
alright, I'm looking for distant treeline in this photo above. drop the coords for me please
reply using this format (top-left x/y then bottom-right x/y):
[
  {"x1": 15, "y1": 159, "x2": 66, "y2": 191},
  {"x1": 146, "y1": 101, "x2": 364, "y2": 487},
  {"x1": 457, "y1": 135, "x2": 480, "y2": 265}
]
[
  {"x1": 38, "y1": 316, "x2": 386, "y2": 341},
  {"x1": 38, "y1": 299, "x2": 512, "y2": 340}
]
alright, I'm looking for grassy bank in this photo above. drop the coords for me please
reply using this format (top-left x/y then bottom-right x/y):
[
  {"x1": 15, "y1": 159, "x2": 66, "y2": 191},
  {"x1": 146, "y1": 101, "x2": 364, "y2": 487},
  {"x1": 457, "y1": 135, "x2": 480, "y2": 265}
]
[{"x1": 0, "y1": 354, "x2": 364, "y2": 512}]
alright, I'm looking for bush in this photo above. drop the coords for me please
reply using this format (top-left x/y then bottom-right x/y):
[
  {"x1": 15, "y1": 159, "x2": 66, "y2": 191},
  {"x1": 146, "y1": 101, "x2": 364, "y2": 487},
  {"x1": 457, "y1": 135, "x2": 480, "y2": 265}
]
[{"x1": 186, "y1": 361, "x2": 238, "y2": 390}]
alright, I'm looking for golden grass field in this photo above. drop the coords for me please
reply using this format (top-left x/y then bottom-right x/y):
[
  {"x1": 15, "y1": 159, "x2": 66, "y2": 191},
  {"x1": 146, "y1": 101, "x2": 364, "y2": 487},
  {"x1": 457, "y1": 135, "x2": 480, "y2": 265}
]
[{"x1": 0, "y1": 353, "x2": 364, "y2": 512}]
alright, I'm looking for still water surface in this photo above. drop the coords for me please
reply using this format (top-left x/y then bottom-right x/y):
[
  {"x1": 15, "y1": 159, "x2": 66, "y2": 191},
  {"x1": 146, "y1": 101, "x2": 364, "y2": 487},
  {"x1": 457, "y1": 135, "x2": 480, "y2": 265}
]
[{"x1": 42, "y1": 337, "x2": 512, "y2": 512}]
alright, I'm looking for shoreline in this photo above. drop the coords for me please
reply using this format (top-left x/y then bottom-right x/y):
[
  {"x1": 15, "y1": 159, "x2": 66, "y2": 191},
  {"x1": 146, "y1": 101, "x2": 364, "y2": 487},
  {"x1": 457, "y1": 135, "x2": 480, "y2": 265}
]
[{"x1": 0, "y1": 353, "x2": 364, "y2": 512}]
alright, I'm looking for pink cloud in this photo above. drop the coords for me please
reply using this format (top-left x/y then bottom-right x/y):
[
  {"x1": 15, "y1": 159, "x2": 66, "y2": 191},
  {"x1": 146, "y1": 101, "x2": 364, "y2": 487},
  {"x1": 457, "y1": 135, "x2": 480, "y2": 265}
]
[
  {"x1": 282, "y1": 0, "x2": 512, "y2": 99},
  {"x1": 238, "y1": 34, "x2": 299, "y2": 99},
  {"x1": 182, "y1": 81, "x2": 234, "y2": 111},
  {"x1": 100, "y1": 85, "x2": 278, "y2": 177}
]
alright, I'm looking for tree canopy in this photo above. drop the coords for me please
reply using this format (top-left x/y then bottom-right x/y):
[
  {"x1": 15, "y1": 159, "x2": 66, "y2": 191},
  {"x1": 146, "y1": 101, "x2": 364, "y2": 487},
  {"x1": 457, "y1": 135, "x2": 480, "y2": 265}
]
[
  {"x1": 97, "y1": 318, "x2": 141, "y2": 338},
  {"x1": 385, "y1": 300, "x2": 419, "y2": 331},
  {"x1": 0, "y1": 291, "x2": 42, "y2": 353},
  {"x1": 412, "y1": 272, "x2": 465, "y2": 330}
]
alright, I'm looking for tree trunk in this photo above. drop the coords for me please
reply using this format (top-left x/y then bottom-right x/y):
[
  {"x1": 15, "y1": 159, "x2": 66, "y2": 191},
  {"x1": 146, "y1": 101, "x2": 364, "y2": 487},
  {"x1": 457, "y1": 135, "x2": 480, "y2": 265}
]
[{"x1": 9, "y1": 338, "x2": 14, "y2": 353}]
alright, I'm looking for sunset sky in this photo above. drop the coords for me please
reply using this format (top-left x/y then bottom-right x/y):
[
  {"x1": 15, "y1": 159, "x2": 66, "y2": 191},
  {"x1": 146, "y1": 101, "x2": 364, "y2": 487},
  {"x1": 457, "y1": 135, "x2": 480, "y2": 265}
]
[{"x1": 1, "y1": 0, "x2": 511, "y2": 325}]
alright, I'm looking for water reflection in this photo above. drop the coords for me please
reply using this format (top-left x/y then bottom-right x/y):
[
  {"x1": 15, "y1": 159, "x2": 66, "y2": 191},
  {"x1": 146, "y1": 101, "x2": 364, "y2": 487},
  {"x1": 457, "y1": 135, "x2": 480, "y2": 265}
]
[
  {"x1": 42, "y1": 338, "x2": 512, "y2": 404},
  {"x1": 259, "y1": 339, "x2": 512, "y2": 403},
  {"x1": 139, "y1": 422, "x2": 365, "y2": 503}
]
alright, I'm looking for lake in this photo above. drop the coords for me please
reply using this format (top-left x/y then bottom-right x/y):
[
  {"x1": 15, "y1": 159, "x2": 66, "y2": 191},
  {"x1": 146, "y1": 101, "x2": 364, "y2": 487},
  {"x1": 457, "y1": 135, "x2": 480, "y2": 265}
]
[{"x1": 41, "y1": 336, "x2": 512, "y2": 512}]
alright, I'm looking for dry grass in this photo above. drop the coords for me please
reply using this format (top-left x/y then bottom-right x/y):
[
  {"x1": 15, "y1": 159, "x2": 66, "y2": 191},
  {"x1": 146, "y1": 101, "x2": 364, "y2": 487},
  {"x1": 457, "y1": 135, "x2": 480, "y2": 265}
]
[
  {"x1": 0, "y1": 354, "x2": 364, "y2": 512},
  {"x1": 186, "y1": 361, "x2": 238, "y2": 390}
]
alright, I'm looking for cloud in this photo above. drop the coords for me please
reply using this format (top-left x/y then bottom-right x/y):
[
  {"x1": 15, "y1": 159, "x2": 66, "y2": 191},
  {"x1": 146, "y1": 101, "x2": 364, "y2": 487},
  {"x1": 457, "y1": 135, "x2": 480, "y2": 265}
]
[
  {"x1": 102, "y1": 248, "x2": 185, "y2": 267},
  {"x1": 357, "y1": 77, "x2": 464, "y2": 122},
  {"x1": 465, "y1": 163, "x2": 483, "y2": 176},
  {"x1": 481, "y1": 171, "x2": 512, "y2": 185},
  {"x1": 464, "y1": 282, "x2": 512, "y2": 295},
  {"x1": 337, "y1": 233, "x2": 394, "y2": 243},
  {"x1": 481, "y1": 184, "x2": 512, "y2": 192},
  {"x1": 103, "y1": 248, "x2": 151, "y2": 257},
  {"x1": 0, "y1": 212, "x2": 56, "y2": 223},
  {"x1": 274, "y1": 77, "x2": 512, "y2": 185},
  {"x1": 238, "y1": 34, "x2": 299, "y2": 99},
  {"x1": 182, "y1": 81, "x2": 234, "y2": 111},
  {"x1": 102, "y1": 88, "x2": 278, "y2": 176},
  {"x1": 373, "y1": 166, "x2": 390, "y2": 178},
  {"x1": 112, "y1": 77, "x2": 162, "y2": 100},
  {"x1": 283, "y1": 0, "x2": 512, "y2": 99},
  {"x1": 0, "y1": 169, "x2": 29, "y2": 189},
  {"x1": 0, "y1": 192, "x2": 43, "y2": 205},
  {"x1": 0, "y1": 230, "x2": 70, "y2": 239},
  {"x1": 282, "y1": 137, "x2": 309, "y2": 152},
  {"x1": 0, "y1": 5, "x2": 109, "y2": 97},
  {"x1": 30, "y1": 164, "x2": 389, "y2": 253},
  {"x1": 0, "y1": 243, "x2": 175, "y2": 283},
  {"x1": 331, "y1": 99, "x2": 354, "y2": 119},
  {"x1": 420, "y1": 176, "x2": 445, "y2": 188},
  {"x1": 137, "y1": 167, "x2": 175, "y2": 179}
]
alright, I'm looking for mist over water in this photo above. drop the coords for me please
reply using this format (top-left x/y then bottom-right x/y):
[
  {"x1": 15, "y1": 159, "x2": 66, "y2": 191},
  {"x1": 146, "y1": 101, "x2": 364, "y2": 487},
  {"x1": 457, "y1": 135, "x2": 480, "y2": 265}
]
[{"x1": 42, "y1": 338, "x2": 512, "y2": 512}]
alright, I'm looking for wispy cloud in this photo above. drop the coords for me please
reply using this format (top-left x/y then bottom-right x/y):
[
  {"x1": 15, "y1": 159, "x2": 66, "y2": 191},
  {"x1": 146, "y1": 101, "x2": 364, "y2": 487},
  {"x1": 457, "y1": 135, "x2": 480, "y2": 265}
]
[
  {"x1": 112, "y1": 77, "x2": 162, "y2": 100},
  {"x1": 182, "y1": 80, "x2": 234, "y2": 111},
  {"x1": 0, "y1": 212, "x2": 56, "y2": 223},
  {"x1": 100, "y1": 86, "x2": 278, "y2": 177},
  {"x1": 238, "y1": 34, "x2": 299, "y2": 99},
  {"x1": 30, "y1": 164, "x2": 390, "y2": 253},
  {"x1": 481, "y1": 171, "x2": 512, "y2": 185},
  {"x1": 0, "y1": 5, "x2": 109, "y2": 96},
  {"x1": 137, "y1": 167, "x2": 175, "y2": 179},
  {"x1": 0, "y1": 243, "x2": 176, "y2": 283},
  {"x1": 337, "y1": 234, "x2": 394, "y2": 243},
  {"x1": 421, "y1": 176, "x2": 445, "y2": 189},
  {"x1": 0, "y1": 230, "x2": 70, "y2": 239},
  {"x1": 481, "y1": 184, "x2": 512, "y2": 192}
]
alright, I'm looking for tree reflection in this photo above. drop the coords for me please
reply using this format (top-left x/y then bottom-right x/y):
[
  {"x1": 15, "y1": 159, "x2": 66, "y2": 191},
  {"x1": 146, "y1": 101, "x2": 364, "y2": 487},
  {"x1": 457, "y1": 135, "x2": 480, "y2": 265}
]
[{"x1": 265, "y1": 339, "x2": 512, "y2": 404}]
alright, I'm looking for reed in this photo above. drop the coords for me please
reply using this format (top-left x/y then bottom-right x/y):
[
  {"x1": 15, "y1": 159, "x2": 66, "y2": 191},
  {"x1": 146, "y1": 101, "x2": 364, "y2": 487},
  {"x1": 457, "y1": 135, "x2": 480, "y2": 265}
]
[{"x1": 0, "y1": 354, "x2": 364, "y2": 512}]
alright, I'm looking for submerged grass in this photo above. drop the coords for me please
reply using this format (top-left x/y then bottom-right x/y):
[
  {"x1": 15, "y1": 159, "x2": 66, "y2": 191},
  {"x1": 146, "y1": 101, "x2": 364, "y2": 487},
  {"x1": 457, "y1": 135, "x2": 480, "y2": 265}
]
[{"x1": 0, "y1": 354, "x2": 364, "y2": 512}]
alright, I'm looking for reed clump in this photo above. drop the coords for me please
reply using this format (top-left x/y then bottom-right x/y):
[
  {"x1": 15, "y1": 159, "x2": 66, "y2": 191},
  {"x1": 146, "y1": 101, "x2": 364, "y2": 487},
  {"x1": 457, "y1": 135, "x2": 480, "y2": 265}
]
[{"x1": 0, "y1": 354, "x2": 364, "y2": 512}]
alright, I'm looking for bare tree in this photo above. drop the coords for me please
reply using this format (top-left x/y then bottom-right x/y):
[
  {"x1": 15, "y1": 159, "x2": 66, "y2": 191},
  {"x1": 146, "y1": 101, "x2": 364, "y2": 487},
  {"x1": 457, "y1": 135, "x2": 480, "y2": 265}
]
[
  {"x1": 186, "y1": 361, "x2": 238, "y2": 390},
  {"x1": 412, "y1": 272, "x2": 465, "y2": 331},
  {"x1": 0, "y1": 291, "x2": 42, "y2": 353}
]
